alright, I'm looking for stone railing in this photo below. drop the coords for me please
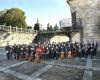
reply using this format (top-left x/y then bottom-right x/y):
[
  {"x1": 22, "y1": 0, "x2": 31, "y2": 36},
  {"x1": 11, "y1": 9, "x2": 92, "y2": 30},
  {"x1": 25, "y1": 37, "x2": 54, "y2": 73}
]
[
  {"x1": 59, "y1": 18, "x2": 72, "y2": 28},
  {"x1": 39, "y1": 30, "x2": 60, "y2": 33},
  {"x1": 0, "y1": 25, "x2": 37, "y2": 33},
  {"x1": 59, "y1": 18, "x2": 82, "y2": 31},
  {"x1": 59, "y1": 18, "x2": 82, "y2": 28},
  {"x1": 39, "y1": 29, "x2": 70, "y2": 34}
]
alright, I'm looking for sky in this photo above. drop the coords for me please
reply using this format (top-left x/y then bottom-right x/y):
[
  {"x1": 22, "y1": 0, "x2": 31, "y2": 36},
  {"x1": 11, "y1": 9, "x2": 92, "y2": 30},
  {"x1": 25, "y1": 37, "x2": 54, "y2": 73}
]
[{"x1": 0, "y1": 0, "x2": 71, "y2": 29}]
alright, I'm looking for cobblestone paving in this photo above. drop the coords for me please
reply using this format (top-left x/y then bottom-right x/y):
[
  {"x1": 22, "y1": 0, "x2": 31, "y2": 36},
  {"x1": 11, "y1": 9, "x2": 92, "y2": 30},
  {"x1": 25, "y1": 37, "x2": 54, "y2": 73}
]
[
  {"x1": 55, "y1": 58, "x2": 86, "y2": 66},
  {"x1": 93, "y1": 51, "x2": 100, "y2": 59},
  {"x1": 39, "y1": 66, "x2": 83, "y2": 80},
  {"x1": 0, "y1": 50, "x2": 100, "y2": 80},
  {"x1": 92, "y1": 60, "x2": 100, "y2": 68},
  {"x1": 0, "y1": 71, "x2": 22, "y2": 80},
  {"x1": 0, "y1": 59, "x2": 20, "y2": 67},
  {"x1": 93, "y1": 71, "x2": 100, "y2": 80},
  {"x1": 10, "y1": 62, "x2": 46, "y2": 75}
]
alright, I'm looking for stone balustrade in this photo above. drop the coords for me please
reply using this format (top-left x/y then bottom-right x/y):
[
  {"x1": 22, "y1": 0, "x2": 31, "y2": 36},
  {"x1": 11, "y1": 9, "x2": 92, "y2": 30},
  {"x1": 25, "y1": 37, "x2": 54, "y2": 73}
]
[
  {"x1": 59, "y1": 18, "x2": 82, "y2": 29},
  {"x1": 59, "y1": 18, "x2": 72, "y2": 28},
  {"x1": 0, "y1": 25, "x2": 37, "y2": 33}
]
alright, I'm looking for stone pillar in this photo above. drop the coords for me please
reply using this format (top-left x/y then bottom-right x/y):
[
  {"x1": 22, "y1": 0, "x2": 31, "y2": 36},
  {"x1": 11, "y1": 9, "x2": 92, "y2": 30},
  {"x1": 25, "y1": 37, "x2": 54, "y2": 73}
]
[
  {"x1": 9, "y1": 25, "x2": 12, "y2": 31},
  {"x1": 0, "y1": 26, "x2": 1, "y2": 30},
  {"x1": 21, "y1": 27, "x2": 22, "y2": 32},
  {"x1": 16, "y1": 26, "x2": 17, "y2": 32},
  {"x1": 67, "y1": 0, "x2": 100, "y2": 44},
  {"x1": 1, "y1": 25, "x2": 4, "y2": 30},
  {"x1": 3, "y1": 24, "x2": 6, "y2": 30}
]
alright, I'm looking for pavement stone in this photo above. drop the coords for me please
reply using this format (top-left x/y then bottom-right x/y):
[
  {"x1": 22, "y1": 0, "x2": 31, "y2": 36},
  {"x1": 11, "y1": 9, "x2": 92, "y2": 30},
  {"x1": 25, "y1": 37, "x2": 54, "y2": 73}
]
[
  {"x1": 0, "y1": 66, "x2": 41, "y2": 80},
  {"x1": 54, "y1": 58, "x2": 86, "y2": 66},
  {"x1": 92, "y1": 60, "x2": 100, "y2": 68},
  {"x1": 83, "y1": 56, "x2": 92, "y2": 80},
  {"x1": 93, "y1": 71, "x2": 100, "y2": 80},
  {"x1": 38, "y1": 65, "x2": 83, "y2": 80},
  {"x1": 0, "y1": 71, "x2": 21, "y2": 80},
  {"x1": 10, "y1": 62, "x2": 47, "y2": 75},
  {"x1": 0, "y1": 48, "x2": 100, "y2": 80},
  {"x1": 0, "y1": 59, "x2": 20, "y2": 67}
]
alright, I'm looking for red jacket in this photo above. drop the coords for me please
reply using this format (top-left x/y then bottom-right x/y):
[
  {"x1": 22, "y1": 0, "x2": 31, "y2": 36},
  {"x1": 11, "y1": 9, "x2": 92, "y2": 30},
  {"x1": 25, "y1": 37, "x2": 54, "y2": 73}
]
[{"x1": 35, "y1": 45, "x2": 45, "y2": 57}]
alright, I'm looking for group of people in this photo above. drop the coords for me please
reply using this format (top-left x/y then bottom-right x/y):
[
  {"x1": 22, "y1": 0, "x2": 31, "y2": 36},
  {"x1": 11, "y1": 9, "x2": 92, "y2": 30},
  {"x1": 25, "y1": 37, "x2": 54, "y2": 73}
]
[{"x1": 5, "y1": 41, "x2": 98, "y2": 63}]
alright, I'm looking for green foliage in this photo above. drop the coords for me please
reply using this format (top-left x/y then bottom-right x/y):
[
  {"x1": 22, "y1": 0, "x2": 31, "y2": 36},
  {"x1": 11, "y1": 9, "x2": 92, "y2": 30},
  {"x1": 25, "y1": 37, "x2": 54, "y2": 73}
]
[
  {"x1": 49, "y1": 25, "x2": 53, "y2": 30},
  {"x1": 0, "y1": 15, "x2": 5, "y2": 25},
  {"x1": 54, "y1": 24, "x2": 59, "y2": 30},
  {"x1": 27, "y1": 26, "x2": 32, "y2": 29},
  {"x1": 34, "y1": 23, "x2": 40, "y2": 31},
  {"x1": 47, "y1": 23, "x2": 53, "y2": 31},
  {"x1": 47, "y1": 23, "x2": 50, "y2": 30},
  {"x1": 0, "y1": 8, "x2": 27, "y2": 28}
]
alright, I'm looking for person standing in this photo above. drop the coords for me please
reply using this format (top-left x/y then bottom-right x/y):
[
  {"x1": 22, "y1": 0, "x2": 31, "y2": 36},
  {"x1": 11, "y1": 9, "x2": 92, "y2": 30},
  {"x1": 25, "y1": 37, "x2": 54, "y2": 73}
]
[
  {"x1": 60, "y1": 49, "x2": 64, "y2": 60},
  {"x1": 16, "y1": 45, "x2": 20, "y2": 60},
  {"x1": 35, "y1": 44, "x2": 44, "y2": 63},
  {"x1": 12, "y1": 44, "x2": 17, "y2": 59},
  {"x1": 5, "y1": 43, "x2": 10, "y2": 60}
]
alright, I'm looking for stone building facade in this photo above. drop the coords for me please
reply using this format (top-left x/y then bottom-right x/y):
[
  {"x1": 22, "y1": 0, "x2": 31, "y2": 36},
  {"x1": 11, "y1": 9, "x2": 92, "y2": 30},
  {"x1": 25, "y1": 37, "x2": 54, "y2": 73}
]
[{"x1": 67, "y1": 0, "x2": 100, "y2": 44}]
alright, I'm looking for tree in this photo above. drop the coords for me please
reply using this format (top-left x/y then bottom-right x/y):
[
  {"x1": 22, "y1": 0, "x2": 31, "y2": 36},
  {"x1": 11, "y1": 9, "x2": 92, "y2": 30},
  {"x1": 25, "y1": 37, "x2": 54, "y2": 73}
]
[
  {"x1": 47, "y1": 23, "x2": 50, "y2": 31},
  {"x1": 0, "y1": 8, "x2": 27, "y2": 28},
  {"x1": 47, "y1": 23, "x2": 53, "y2": 31},
  {"x1": 34, "y1": 23, "x2": 40, "y2": 31},
  {"x1": 54, "y1": 24, "x2": 59, "y2": 30},
  {"x1": 49, "y1": 25, "x2": 53, "y2": 30},
  {"x1": 34, "y1": 18, "x2": 40, "y2": 31},
  {"x1": 27, "y1": 26, "x2": 32, "y2": 29},
  {"x1": 0, "y1": 15, "x2": 5, "y2": 25}
]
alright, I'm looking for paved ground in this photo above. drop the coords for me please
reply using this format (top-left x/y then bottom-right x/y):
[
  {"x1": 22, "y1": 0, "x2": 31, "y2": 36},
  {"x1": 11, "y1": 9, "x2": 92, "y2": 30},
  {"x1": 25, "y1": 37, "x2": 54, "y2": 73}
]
[
  {"x1": 0, "y1": 71, "x2": 21, "y2": 80},
  {"x1": 0, "y1": 49, "x2": 100, "y2": 80}
]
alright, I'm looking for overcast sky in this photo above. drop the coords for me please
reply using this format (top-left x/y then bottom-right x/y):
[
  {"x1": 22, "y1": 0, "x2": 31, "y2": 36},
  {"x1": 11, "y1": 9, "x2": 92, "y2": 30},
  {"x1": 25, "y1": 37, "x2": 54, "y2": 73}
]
[{"x1": 0, "y1": 0, "x2": 71, "y2": 29}]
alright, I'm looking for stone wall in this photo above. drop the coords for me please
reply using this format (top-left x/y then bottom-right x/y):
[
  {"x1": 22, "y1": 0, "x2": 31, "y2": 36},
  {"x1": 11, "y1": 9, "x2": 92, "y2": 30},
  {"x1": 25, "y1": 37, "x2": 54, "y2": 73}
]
[
  {"x1": 50, "y1": 34, "x2": 69, "y2": 43},
  {"x1": 72, "y1": 32, "x2": 80, "y2": 43},
  {"x1": 68, "y1": 0, "x2": 100, "y2": 45},
  {"x1": 0, "y1": 32, "x2": 37, "y2": 46}
]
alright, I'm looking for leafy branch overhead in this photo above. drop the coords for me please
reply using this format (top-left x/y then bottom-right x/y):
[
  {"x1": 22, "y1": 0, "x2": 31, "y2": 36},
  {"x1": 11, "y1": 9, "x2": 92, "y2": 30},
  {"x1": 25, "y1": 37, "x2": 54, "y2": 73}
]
[{"x1": 0, "y1": 8, "x2": 27, "y2": 28}]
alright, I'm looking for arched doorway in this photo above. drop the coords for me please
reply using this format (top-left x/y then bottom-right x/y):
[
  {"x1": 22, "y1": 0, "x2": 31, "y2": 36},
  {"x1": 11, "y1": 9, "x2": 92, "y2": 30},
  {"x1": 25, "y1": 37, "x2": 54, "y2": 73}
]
[{"x1": 50, "y1": 34, "x2": 69, "y2": 43}]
